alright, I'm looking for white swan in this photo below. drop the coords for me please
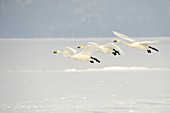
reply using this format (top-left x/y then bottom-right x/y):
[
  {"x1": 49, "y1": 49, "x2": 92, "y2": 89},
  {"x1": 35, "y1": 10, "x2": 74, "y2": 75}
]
[
  {"x1": 77, "y1": 42, "x2": 124, "y2": 56},
  {"x1": 53, "y1": 45, "x2": 101, "y2": 63},
  {"x1": 113, "y1": 31, "x2": 162, "y2": 53}
]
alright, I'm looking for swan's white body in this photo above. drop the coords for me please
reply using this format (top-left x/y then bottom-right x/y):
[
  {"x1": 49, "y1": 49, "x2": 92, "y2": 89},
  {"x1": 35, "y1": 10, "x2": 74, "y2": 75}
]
[
  {"x1": 113, "y1": 31, "x2": 162, "y2": 52},
  {"x1": 78, "y1": 42, "x2": 124, "y2": 55},
  {"x1": 54, "y1": 45, "x2": 100, "y2": 62}
]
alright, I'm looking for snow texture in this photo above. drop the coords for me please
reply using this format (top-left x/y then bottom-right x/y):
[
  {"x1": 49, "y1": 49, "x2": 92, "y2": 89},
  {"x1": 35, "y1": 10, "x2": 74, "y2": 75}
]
[{"x1": 0, "y1": 38, "x2": 170, "y2": 113}]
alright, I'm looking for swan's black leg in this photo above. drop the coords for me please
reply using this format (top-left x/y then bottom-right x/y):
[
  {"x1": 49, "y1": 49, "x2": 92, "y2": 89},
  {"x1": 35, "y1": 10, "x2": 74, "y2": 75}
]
[
  {"x1": 149, "y1": 46, "x2": 159, "y2": 52},
  {"x1": 113, "y1": 49, "x2": 120, "y2": 55},
  {"x1": 91, "y1": 57, "x2": 100, "y2": 63},
  {"x1": 90, "y1": 61, "x2": 94, "y2": 63},
  {"x1": 112, "y1": 52, "x2": 116, "y2": 56},
  {"x1": 147, "y1": 50, "x2": 151, "y2": 53},
  {"x1": 116, "y1": 51, "x2": 120, "y2": 55}
]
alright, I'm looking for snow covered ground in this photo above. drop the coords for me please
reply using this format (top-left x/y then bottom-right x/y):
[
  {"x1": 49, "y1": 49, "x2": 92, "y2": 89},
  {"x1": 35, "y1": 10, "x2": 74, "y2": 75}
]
[{"x1": 0, "y1": 37, "x2": 170, "y2": 113}]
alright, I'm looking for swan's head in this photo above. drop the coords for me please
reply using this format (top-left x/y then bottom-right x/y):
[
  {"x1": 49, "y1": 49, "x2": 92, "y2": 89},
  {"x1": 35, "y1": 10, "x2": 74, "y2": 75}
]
[
  {"x1": 77, "y1": 45, "x2": 85, "y2": 48},
  {"x1": 53, "y1": 50, "x2": 59, "y2": 53},
  {"x1": 114, "y1": 39, "x2": 119, "y2": 42}
]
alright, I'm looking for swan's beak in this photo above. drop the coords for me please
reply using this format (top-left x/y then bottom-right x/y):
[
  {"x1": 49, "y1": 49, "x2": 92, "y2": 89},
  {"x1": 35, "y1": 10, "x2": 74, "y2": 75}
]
[
  {"x1": 77, "y1": 46, "x2": 81, "y2": 48},
  {"x1": 114, "y1": 39, "x2": 118, "y2": 42},
  {"x1": 53, "y1": 50, "x2": 58, "y2": 53}
]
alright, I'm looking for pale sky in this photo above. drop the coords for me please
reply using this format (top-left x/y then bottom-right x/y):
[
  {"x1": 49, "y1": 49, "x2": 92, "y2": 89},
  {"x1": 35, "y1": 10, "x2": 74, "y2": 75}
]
[{"x1": 0, "y1": 0, "x2": 170, "y2": 38}]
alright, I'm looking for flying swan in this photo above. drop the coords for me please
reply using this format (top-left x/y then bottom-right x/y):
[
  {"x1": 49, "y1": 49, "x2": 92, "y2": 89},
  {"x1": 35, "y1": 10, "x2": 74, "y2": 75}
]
[
  {"x1": 53, "y1": 45, "x2": 101, "y2": 63},
  {"x1": 77, "y1": 42, "x2": 124, "y2": 56},
  {"x1": 113, "y1": 31, "x2": 162, "y2": 53}
]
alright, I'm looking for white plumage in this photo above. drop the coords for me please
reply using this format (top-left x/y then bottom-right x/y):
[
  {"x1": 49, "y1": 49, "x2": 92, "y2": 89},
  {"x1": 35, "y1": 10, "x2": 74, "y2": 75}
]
[
  {"x1": 54, "y1": 45, "x2": 101, "y2": 63},
  {"x1": 78, "y1": 42, "x2": 124, "y2": 56},
  {"x1": 113, "y1": 31, "x2": 162, "y2": 53}
]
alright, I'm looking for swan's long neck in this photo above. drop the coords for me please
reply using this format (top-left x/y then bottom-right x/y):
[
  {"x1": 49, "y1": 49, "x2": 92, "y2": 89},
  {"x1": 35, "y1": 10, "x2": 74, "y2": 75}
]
[
  {"x1": 59, "y1": 51, "x2": 72, "y2": 58},
  {"x1": 119, "y1": 40, "x2": 131, "y2": 47}
]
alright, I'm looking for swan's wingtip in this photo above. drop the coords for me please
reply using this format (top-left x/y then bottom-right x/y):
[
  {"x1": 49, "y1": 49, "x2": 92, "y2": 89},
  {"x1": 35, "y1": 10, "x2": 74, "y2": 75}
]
[
  {"x1": 112, "y1": 30, "x2": 116, "y2": 34},
  {"x1": 112, "y1": 30, "x2": 119, "y2": 34}
]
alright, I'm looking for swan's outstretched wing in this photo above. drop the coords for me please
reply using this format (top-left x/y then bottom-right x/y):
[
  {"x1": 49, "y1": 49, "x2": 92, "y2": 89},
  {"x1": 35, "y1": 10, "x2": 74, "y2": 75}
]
[
  {"x1": 64, "y1": 47, "x2": 79, "y2": 55},
  {"x1": 87, "y1": 42, "x2": 99, "y2": 46},
  {"x1": 113, "y1": 31, "x2": 137, "y2": 42},
  {"x1": 138, "y1": 39, "x2": 162, "y2": 45},
  {"x1": 103, "y1": 43, "x2": 124, "y2": 54},
  {"x1": 80, "y1": 45, "x2": 97, "y2": 56}
]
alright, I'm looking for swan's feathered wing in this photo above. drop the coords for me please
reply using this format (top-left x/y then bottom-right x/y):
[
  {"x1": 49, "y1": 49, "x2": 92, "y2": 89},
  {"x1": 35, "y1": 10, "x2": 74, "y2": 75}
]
[
  {"x1": 80, "y1": 45, "x2": 97, "y2": 56},
  {"x1": 88, "y1": 42, "x2": 107, "y2": 53},
  {"x1": 87, "y1": 42, "x2": 99, "y2": 46},
  {"x1": 102, "y1": 43, "x2": 115, "y2": 51},
  {"x1": 113, "y1": 31, "x2": 137, "y2": 42},
  {"x1": 103, "y1": 43, "x2": 124, "y2": 54},
  {"x1": 64, "y1": 47, "x2": 79, "y2": 55},
  {"x1": 138, "y1": 39, "x2": 162, "y2": 45}
]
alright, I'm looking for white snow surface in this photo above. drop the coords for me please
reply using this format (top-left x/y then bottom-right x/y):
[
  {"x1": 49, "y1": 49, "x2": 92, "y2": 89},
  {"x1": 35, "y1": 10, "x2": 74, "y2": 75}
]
[{"x1": 0, "y1": 37, "x2": 170, "y2": 113}]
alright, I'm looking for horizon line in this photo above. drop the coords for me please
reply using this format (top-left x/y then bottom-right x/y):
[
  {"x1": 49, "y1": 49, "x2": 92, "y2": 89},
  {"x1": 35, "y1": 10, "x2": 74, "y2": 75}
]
[{"x1": 0, "y1": 36, "x2": 169, "y2": 39}]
